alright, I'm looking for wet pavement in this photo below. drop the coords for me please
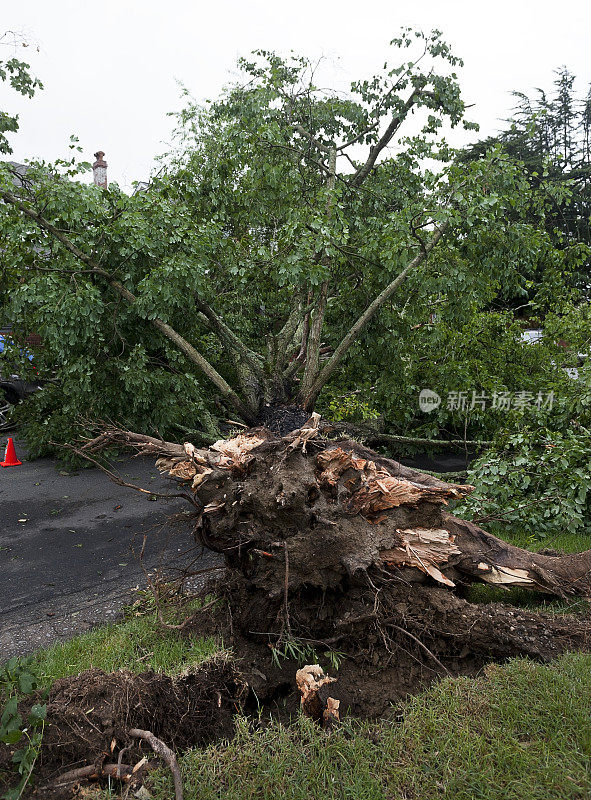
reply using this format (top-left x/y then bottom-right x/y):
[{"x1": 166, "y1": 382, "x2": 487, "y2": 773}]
[{"x1": 0, "y1": 438, "x2": 220, "y2": 659}]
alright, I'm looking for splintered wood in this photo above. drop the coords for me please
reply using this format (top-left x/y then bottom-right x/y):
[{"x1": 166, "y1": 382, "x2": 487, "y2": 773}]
[
  {"x1": 287, "y1": 411, "x2": 321, "y2": 452},
  {"x1": 380, "y1": 528, "x2": 461, "y2": 587},
  {"x1": 296, "y1": 665, "x2": 340, "y2": 728},
  {"x1": 157, "y1": 432, "x2": 268, "y2": 488},
  {"x1": 475, "y1": 562, "x2": 536, "y2": 587},
  {"x1": 315, "y1": 447, "x2": 471, "y2": 518}
]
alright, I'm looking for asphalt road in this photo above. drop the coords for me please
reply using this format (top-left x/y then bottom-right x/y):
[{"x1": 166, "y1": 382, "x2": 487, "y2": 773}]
[{"x1": 0, "y1": 438, "x2": 221, "y2": 659}]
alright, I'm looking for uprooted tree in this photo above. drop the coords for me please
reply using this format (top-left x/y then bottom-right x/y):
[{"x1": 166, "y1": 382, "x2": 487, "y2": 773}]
[
  {"x1": 0, "y1": 30, "x2": 579, "y2": 449},
  {"x1": 1, "y1": 417, "x2": 588, "y2": 797},
  {"x1": 2, "y1": 26, "x2": 590, "y2": 705},
  {"x1": 78, "y1": 420, "x2": 591, "y2": 717},
  {"x1": 1, "y1": 31, "x2": 591, "y2": 799}
]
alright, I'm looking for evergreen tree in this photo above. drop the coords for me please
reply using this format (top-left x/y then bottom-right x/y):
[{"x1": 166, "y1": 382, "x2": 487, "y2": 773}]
[{"x1": 462, "y1": 68, "x2": 591, "y2": 297}]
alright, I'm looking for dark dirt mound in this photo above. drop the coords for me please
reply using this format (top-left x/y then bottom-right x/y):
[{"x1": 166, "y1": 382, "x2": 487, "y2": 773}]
[
  {"x1": 120, "y1": 421, "x2": 591, "y2": 720},
  {"x1": 185, "y1": 575, "x2": 591, "y2": 720},
  {"x1": 255, "y1": 404, "x2": 310, "y2": 436},
  {"x1": 0, "y1": 656, "x2": 246, "y2": 796},
  {"x1": 2, "y1": 589, "x2": 588, "y2": 798},
  {"x1": 40, "y1": 420, "x2": 589, "y2": 794}
]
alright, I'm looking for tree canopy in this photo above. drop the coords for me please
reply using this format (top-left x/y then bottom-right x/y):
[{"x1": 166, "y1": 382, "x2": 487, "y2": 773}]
[
  {"x1": 0, "y1": 30, "x2": 585, "y2": 456},
  {"x1": 462, "y1": 67, "x2": 591, "y2": 297}
]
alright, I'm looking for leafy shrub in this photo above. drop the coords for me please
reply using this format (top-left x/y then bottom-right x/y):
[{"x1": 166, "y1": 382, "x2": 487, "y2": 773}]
[
  {"x1": 322, "y1": 390, "x2": 379, "y2": 423},
  {"x1": 457, "y1": 427, "x2": 591, "y2": 539},
  {"x1": 0, "y1": 658, "x2": 46, "y2": 800}
]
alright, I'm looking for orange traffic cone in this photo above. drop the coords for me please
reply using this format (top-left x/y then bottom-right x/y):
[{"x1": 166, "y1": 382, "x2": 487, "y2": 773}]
[{"x1": 1, "y1": 438, "x2": 22, "y2": 467}]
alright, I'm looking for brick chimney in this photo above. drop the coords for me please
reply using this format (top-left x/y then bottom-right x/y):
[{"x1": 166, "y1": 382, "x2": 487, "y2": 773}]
[{"x1": 92, "y1": 151, "x2": 108, "y2": 188}]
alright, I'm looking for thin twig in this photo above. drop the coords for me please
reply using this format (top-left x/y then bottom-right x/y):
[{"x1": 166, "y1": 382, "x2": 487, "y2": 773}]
[
  {"x1": 386, "y1": 622, "x2": 452, "y2": 677},
  {"x1": 283, "y1": 542, "x2": 292, "y2": 636},
  {"x1": 58, "y1": 442, "x2": 199, "y2": 508}
]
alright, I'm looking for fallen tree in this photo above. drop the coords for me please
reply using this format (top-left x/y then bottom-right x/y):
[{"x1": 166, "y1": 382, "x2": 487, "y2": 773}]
[
  {"x1": 80, "y1": 416, "x2": 591, "y2": 717},
  {"x1": 2, "y1": 35, "x2": 574, "y2": 459},
  {"x1": 2, "y1": 414, "x2": 586, "y2": 800}
]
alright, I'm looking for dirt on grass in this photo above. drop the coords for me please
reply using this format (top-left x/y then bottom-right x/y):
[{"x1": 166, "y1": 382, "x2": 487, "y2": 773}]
[
  {"x1": 0, "y1": 656, "x2": 246, "y2": 798},
  {"x1": 2, "y1": 573, "x2": 589, "y2": 798},
  {"x1": 186, "y1": 573, "x2": 591, "y2": 720}
]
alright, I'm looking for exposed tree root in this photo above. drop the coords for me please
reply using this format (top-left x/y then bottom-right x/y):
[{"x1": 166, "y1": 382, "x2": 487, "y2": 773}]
[
  {"x1": 42, "y1": 762, "x2": 136, "y2": 791},
  {"x1": 296, "y1": 664, "x2": 340, "y2": 728},
  {"x1": 77, "y1": 419, "x2": 591, "y2": 719},
  {"x1": 82, "y1": 420, "x2": 591, "y2": 600},
  {"x1": 0, "y1": 658, "x2": 245, "y2": 798},
  {"x1": 2, "y1": 418, "x2": 589, "y2": 797},
  {"x1": 129, "y1": 728, "x2": 183, "y2": 800}
]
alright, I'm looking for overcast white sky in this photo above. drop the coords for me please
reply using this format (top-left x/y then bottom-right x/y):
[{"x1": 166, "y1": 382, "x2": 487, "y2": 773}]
[{"x1": 2, "y1": 0, "x2": 590, "y2": 189}]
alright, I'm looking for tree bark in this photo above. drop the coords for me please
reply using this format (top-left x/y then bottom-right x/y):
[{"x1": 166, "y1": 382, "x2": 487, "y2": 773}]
[{"x1": 299, "y1": 147, "x2": 337, "y2": 403}]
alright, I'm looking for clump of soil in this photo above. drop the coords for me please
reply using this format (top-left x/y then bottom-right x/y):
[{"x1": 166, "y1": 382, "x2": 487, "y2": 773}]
[
  {"x1": 0, "y1": 656, "x2": 246, "y2": 797},
  {"x1": 35, "y1": 418, "x2": 587, "y2": 794},
  {"x1": 256, "y1": 403, "x2": 310, "y2": 436},
  {"x1": 187, "y1": 574, "x2": 591, "y2": 720}
]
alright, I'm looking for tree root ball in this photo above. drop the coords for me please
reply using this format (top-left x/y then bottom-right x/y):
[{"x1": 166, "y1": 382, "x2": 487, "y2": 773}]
[{"x1": 81, "y1": 421, "x2": 591, "y2": 716}]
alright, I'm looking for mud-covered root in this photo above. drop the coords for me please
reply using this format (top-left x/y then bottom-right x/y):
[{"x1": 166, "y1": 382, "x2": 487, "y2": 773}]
[
  {"x1": 77, "y1": 419, "x2": 591, "y2": 717},
  {"x1": 41, "y1": 728, "x2": 183, "y2": 799},
  {"x1": 41, "y1": 761, "x2": 143, "y2": 795}
]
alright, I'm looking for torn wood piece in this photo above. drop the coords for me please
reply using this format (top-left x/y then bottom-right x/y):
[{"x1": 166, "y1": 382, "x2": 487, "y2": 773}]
[
  {"x1": 211, "y1": 432, "x2": 268, "y2": 470},
  {"x1": 191, "y1": 467, "x2": 213, "y2": 489},
  {"x1": 287, "y1": 411, "x2": 321, "y2": 452},
  {"x1": 315, "y1": 446, "x2": 472, "y2": 517},
  {"x1": 322, "y1": 696, "x2": 341, "y2": 731},
  {"x1": 183, "y1": 442, "x2": 208, "y2": 465},
  {"x1": 380, "y1": 528, "x2": 461, "y2": 587},
  {"x1": 349, "y1": 476, "x2": 471, "y2": 516},
  {"x1": 477, "y1": 564, "x2": 536, "y2": 587},
  {"x1": 202, "y1": 502, "x2": 225, "y2": 515},
  {"x1": 296, "y1": 664, "x2": 338, "y2": 725},
  {"x1": 168, "y1": 460, "x2": 198, "y2": 480}
]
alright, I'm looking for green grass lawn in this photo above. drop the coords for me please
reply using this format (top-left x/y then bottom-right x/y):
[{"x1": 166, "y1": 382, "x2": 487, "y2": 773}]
[
  {"x1": 148, "y1": 653, "x2": 591, "y2": 800},
  {"x1": 486, "y1": 524, "x2": 590, "y2": 554},
  {"x1": 29, "y1": 597, "x2": 219, "y2": 683}
]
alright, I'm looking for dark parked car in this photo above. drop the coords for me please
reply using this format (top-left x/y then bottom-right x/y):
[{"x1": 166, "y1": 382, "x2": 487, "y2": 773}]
[{"x1": 0, "y1": 327, "x2": 44, "y2": 431}]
